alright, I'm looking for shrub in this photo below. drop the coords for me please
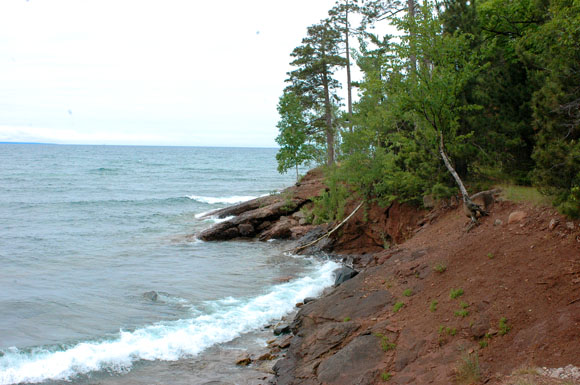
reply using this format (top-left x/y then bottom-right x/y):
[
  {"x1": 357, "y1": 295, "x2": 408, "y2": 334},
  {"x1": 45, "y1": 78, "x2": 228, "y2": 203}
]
[
  {"x1": 393, "y1": 302, "x2": 404, "y2": 312},
  {"x1": 449, "y1": 288, "x2": 464, "y2": 299},
  {"x1": 430, "y1": 300, "x2": 438, "y2": 312},
  {"x1": 433, "y1": 263, "x2": 447, "y2": 273}
]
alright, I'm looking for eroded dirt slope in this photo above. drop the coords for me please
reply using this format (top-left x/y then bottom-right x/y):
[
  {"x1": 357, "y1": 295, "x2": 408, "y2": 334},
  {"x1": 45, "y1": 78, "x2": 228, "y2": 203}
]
[{"x1": 273, "y1": 200, "x2": 580, "y2": 384}]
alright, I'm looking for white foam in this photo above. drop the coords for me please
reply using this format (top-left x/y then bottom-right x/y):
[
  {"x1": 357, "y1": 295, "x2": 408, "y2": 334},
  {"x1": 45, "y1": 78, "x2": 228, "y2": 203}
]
[
  {"x1": 187, "y1": 195, "x2": 258, "y2": 205},
  {"x1": 0, "y1": 260, "x2": 339, "y2": 385}
]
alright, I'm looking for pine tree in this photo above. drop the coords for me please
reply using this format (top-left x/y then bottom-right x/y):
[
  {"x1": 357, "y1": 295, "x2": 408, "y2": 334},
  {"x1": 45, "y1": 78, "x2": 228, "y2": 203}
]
[{"x1": 286, "y1": 21, "x2": 346, "y2": 166}]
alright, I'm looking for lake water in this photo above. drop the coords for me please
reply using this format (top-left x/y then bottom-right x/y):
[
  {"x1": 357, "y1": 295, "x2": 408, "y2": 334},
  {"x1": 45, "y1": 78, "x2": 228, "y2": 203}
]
[{"x1": 0, "y1": 144, "x2": 337, "y2": 385}]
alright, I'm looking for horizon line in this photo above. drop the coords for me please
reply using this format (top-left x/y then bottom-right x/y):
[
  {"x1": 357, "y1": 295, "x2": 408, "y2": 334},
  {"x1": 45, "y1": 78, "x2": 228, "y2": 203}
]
[{"x1": 0, "y1": 141, "x2": 279, "y2": 150}]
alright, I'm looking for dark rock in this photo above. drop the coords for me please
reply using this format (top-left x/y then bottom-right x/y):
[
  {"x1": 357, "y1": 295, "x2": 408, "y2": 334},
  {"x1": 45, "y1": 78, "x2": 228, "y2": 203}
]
[
  {"x1": 198, "y1": 198, "x2": 305, "y2": 241},
  {"x1": 259, "y1": 216, "x2": 297, "y2": 241},
  {"x1": 257, "y1": 221, "x2": 271, "y2": 231},
  {"x1": 470, "y1": 314, "x2": 490, "y2": 338},
  {"x1": 303, "y1": 297, "x2": 316, "y2": 304},
  {"x1": 143, "y1": 291, "x2": 158, "y2": 301},
  {"x1": 199, "y1": 195, "x2": 277, "y2": 219},
  {"x1": 334, "y1": 266, "x2": 359, "y2": 286},
  {"x1": 274, "y1": 324, "x2": 291, "y2": 336},
  {"x1": 238, "y1": 223, "x2": 255, "y2": 237},
  {"x1": 317, "y1": 335, "x2": 384, "y2": 385}
]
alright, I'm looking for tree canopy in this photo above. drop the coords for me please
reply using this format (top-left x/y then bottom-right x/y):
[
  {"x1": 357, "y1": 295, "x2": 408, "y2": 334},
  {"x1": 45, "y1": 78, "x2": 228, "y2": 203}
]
[{"x1": 275, "y1": 0, "x2": 580, "y2": 217}]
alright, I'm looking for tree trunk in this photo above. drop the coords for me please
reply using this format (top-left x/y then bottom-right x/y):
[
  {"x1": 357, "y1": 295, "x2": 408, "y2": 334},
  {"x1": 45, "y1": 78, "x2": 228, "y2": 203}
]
[
  {"x1": 407, "y1": 0, "x2": 417, "y2": 74},
  {"x1": 295, "y1": 164, "x2": 299, "y2": 182},
  {"x1": 439, "y1": 133, "x2": 486, "y2": 224},
  {"x1": 345, "y1": 6, "x2": 353, "y2": 132},
  {"x1": 322, "y1": 70, "x2": 335, "y2": 166}
]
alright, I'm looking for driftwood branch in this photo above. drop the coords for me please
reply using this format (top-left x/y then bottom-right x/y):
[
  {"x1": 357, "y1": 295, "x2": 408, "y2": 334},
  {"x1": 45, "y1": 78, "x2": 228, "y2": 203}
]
[{"x1": 289, "y1": 201, "x2": 364, "y2": 253}]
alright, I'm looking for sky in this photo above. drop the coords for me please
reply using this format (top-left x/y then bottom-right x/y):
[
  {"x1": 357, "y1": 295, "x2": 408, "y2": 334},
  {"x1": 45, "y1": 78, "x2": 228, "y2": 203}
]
[{"x1": 0, "y1": 0, "x2": 351, "y2": 147}]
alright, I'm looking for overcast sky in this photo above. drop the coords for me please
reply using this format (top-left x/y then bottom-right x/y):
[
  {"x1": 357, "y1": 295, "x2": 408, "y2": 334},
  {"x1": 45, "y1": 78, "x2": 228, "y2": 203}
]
[{"x1": 0, "y1": 0, "x2": 351, "y2": 147}]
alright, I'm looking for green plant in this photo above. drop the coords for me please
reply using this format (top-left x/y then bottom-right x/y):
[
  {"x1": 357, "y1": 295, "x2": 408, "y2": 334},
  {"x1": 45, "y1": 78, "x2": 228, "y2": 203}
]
[
  {"x1": 455, "y1": 309, "x2": 469, "y2": 318},
  {"x1": 499, "y1": 317, "x2": 511, "y2": 335},
  {"x1": 454, "y1": 352, "x2": 481, "y2": 384},
  {"x1": 374, "y1": 333, "x2": 397, "y2": 351},
  {"x1": 449, "y1": 288, "x2": 464, "y2": 299},
  {"x1": 393, "y1": 302, "x2": 404, "y2": 312},
  {"x1": 433, "y1": 263, "x2": 447, "y2": 273},
  {"x1": 487, "y1": 252, "x2": 494, "y2": 259},
  {"x1": 343, "y1": 316, "x2": 351, "y2": 322},
  {"x1": 478, "y1": 339, "x2": 488, "y2": 349},
  {"x1": 430, "y1": 300, "x2": 438, "y2": 312},
  {"x1": 438, "y1": 325, "x2": 457, "y2": 336},
  {"x1": 380, "y1": 371, "x2": 392, "y2": 381},
  {"x1": 402, "y1": 288, "x2": 413, "y2": 297}
]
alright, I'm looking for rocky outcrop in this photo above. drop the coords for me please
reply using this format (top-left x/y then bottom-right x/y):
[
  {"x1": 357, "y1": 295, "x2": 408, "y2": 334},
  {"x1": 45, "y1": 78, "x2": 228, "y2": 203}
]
[{"x1": 196, "y1": 169, "x2": 327, "y2": 242}]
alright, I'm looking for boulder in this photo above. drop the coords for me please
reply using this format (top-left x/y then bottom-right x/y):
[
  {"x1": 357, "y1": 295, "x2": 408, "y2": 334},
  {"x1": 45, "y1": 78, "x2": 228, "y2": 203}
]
[
  {"x1": 470, "y1": 314, "x2": 490, "y2": 338},
  {"x1": 259, "y1": 217, "x2": 297, "y2": 241},
  {"x1": 549, "y1": 218, "x2": 559, "y2": 230},
  {"x1": 143, "y1": 291, "x2": 158, "y2": 301},
  {"x1": 238, "y1": 223, "x2": 255, "y2": 237},
  {"x1": 334, "y1": 266, "x2": 359, "y2": 286},
  {"x1": 508, "y1": 211, "x2": 527, "y2": 224},
  {"x1": 566, "y1": 221, "x2": 575, "y2": 230},
  {"x1": 274, "y1": 324, "x2": 291, "y2": 336}
]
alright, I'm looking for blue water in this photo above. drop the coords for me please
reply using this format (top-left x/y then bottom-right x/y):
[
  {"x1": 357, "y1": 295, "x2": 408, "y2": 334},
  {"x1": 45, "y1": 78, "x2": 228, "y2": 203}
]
[{"x1": 0, "y1": 144, "x2": 336, "y2": 384}]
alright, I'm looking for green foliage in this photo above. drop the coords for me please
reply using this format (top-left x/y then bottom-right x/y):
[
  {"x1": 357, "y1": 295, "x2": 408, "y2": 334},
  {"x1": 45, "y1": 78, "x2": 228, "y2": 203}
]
[
  {"x1": 286, "y1": 20, "x2": 346, "y2": 166},
  {"x1": 439, "y1": 325, "x2": 457, "y2": 336},
  {"x1": 280, "y1": 0, "x2": 579, "y2": 221},
  {"x1": 374, "y1": 333, "x2": 397, "y2": 351},
  {"x1": 449, "y1": 288, "x2": 464, "y2": 299},
  {"x1": 380, "y1": 371, "x2": 392, "y2": 381},
  {"x1": 499, "y1": 184, "x2": 554, "y2": 207},
  {"x1": 393, "y1": 301, "x2": 404, "y2": 312},
  {"x1": 455, "y1": 352, "x2": 481, "y2": 384},
  {"x1": 430, "y1": 300, "x2": 438, "y2": 312},
  {"x1": 275, "y1": 90, "x2": 318, "y2": 181},
  {"x1": 402, "y1": 288, "x2": 413, "y2": 297},
  {"x1": 343, "y1": 316, "x2": 351, "y2": 322},
  {"x1": 433, "y1": 263, "x2": 447, "y2": 273},
  {"x1": 499, "y1": 317, "x2": 511, "y2": 335},
  {"x1": 311, "y1": 169, "x2": 349, "y2": 223},
  {"x1": 526, "y1": 0, "x2": 580, "y2": 217},
  {"x1": 454, "y1": 301, "x2": 470, "y2": 317}
]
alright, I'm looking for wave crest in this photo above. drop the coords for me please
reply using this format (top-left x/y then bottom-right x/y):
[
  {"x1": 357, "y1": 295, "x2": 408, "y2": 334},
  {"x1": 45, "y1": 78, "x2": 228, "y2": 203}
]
[{"x1": 0, "y1": 260, "x2": 339, "y2": 385}]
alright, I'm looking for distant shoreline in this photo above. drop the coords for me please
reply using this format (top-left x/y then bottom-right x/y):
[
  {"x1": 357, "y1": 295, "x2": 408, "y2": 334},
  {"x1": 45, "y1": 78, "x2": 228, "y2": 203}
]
[{"x1": 0, "y1": 142, "x2": 279, "y2": 149}]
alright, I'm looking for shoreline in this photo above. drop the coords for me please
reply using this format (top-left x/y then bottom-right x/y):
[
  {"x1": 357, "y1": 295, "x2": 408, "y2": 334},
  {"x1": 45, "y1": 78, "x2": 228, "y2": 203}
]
[{"x1": 195, "y1": 170, "x2": 580, "y2": 385}]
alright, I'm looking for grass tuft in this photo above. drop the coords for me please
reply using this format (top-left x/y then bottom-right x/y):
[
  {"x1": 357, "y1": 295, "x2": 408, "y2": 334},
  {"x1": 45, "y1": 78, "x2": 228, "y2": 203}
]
[
  {"x1": 454, "y1": 352, "x2": 481, "y2": 384},
  {"x1": 450, "y1": 288, "x2": 464, "y2": 299},
  {"x1": 393, "y1": 301, "x2": 404, "y2": 312}
]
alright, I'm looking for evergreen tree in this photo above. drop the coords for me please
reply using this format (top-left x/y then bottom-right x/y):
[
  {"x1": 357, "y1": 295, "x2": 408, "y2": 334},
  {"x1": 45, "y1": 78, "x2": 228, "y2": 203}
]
[
  {"x1": 286, "y1": 21, "x2": 347, "y2": 166},
  {"x1": 329, "y1": 0, "x2": 361, "y2": 131}
]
